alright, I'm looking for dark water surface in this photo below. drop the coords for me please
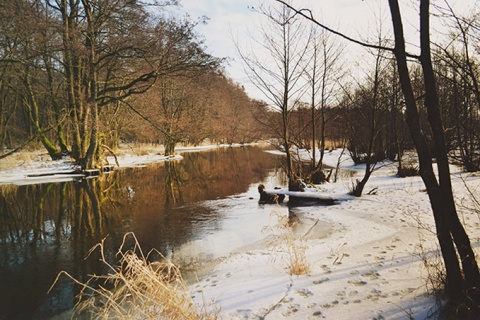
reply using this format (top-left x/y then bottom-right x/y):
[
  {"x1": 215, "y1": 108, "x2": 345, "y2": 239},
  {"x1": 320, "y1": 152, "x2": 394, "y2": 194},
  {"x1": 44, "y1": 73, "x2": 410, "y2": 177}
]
[{"x1": 0, "y1": 146, "x2": 284, "y2": 320}]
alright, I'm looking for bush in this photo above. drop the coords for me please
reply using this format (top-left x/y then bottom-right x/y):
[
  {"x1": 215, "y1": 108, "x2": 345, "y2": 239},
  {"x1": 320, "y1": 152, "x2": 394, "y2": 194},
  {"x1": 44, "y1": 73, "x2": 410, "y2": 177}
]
[{"x1": 397, "y1": 165, "x2": 419, "y2": 177}]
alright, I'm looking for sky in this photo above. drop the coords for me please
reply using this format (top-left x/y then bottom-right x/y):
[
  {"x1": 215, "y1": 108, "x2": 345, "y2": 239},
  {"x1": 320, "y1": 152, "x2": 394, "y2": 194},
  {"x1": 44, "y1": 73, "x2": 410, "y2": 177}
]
[{"x1": 174, "y1": 0, "x2": 478, "y2": 102}]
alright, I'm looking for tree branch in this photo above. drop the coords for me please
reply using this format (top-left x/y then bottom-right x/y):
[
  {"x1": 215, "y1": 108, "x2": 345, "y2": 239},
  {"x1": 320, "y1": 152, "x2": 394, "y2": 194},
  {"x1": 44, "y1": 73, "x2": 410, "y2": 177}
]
[
  {"x1": 121, "y1": 100, "x2": 173, "y2": 140},
  {"x1": 274, "y1": 0, "x2": 420, "y2": 60}
]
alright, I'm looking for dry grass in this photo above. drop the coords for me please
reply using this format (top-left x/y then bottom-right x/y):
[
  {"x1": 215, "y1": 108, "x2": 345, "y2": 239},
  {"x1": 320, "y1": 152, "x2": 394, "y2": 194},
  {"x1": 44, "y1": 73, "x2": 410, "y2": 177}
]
[
  {"x1": 415, "y1": 241, "x2": 446, "y2": 298},
  {"x1": 111, "y1": 143, "x2": 165, "y2": 157},
  {"x1": 264, "y1": 212, "x2": 311, "y2": 276},
  {"x1": 405, "y1": 210, "x2": 446, "y2": 298},
  {"x1": 324, "y1": 139, "x2": 344, "y2": 150},
  {"x1": 50, "y1": 233, "x2": 218, "y2": 320},
  {"x1": 0, "y1": 148, "x2": 40, "y2": 170}
]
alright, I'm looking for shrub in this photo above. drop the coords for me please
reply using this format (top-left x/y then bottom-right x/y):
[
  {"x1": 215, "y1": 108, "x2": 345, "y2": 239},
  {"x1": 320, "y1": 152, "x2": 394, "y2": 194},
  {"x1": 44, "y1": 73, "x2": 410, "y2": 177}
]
[{"x1": 397, "y1": 165, "x2": 419, "y2": 177}]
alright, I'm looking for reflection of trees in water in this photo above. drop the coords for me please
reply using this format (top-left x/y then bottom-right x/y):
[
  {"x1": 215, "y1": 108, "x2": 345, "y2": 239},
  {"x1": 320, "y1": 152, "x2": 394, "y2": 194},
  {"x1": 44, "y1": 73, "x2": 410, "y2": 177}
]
[
  {"x1": 0, "y1": 175, "x2": 123, "y2": 319},
  {"x1": 0, "y1": 146, "x2": 281, "y2": 319},
  {"x1": 74, "y1": 177, "x2": 115, "y2": 235},
  {"x1": 180, "y1": 147, "x2": 280, "y2": 199},
  {"x1": 0, "y1": 176, "x2": 122, "y2": 245},
  {"x1": 0, "y1": 148, "x2": 279, "y2": 246},
  {"x1": 110, "y1": 147, "x2": 281, "y2": 210},
  {"x1": 0, "y1": 183, "x2": 55, "y2": 244},
  {"x1": 164, "y1": 160, "x2": 184, "y2": 205},
  {"x1": 0, "y1": 147, "x2": 277, "y2": 238}
]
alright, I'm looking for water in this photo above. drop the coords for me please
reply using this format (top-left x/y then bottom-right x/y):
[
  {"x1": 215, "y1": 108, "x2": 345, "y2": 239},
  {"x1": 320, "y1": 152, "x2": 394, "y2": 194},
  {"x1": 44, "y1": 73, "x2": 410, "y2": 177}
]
[
  {"x1": 0, "y1": 146, "x2": 335, "y2": 319},
  {"x1": 0, "y1": 146, "x2": 290, "y2": 319}
]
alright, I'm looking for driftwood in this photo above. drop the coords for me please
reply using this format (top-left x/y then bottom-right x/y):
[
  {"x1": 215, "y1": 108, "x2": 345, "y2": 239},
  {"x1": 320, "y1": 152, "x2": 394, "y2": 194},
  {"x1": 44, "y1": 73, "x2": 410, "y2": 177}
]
[{"x1": 259, "y1": 182, "x2": 335, "y2": 205}]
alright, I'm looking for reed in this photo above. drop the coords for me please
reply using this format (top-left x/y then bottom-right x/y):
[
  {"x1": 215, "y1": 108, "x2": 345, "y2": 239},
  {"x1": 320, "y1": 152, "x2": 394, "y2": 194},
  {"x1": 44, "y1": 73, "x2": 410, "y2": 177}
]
[
  {"x1": 264, "y1": 212, "x2": 311, "y2": 276},
  {"x1": 50, "y1": 232, "x2": 218, "y2": 319}
]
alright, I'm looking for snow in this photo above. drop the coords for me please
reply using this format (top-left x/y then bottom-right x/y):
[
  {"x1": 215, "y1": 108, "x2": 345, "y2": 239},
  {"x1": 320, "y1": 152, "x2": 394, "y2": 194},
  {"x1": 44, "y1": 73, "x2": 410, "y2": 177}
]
[
  {"x1": 186, "y1": 148, "x2": 480, "y2": 320},
  {"x1": 0, "y1": 151, "x2": 183, "y2": 186},
  {"x1": 2, "y1": 146, "x2": 480, "y2": 319},
  {"x1": 0, "y1": 143, "x2": 244, "y2": 185}
]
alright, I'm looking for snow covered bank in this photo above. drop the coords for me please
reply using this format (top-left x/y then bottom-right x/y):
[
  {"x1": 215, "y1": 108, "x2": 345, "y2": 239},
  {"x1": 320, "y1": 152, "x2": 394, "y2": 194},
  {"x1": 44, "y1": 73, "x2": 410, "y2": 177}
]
[
  {"x1": 188, "y1": 149, "x2": 480, "y2": 319},
  {"x1": 2, "y1": 146, "x2": 479, "y2": 319},
  {"x1": 0, "y1": 143, "x2": 258, "y2": 185},
  {"x1": 0, "y1": 148, "x2": 184, "y2": 186}
]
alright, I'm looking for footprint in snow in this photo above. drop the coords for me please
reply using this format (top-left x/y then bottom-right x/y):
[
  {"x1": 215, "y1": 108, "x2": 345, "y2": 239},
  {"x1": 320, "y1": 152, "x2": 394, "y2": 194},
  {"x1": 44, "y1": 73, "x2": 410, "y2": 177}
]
[
  {"x1": 347, "y1": 279, "x2": 368, "y2": 286},
  {"x1": 313, "y1": 277, "x2": 329, "y2": 285},
  {"x1": 361, "y1": 271, "x2": 380, "y2": 280},
  {"x1": 296, "y1": 289, "x2": 313, "y2": 298}
]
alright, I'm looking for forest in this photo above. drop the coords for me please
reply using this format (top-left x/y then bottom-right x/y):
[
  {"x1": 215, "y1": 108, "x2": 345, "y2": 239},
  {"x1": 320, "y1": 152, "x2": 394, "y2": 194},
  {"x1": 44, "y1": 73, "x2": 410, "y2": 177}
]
[
  {"x1": 2, "y1": 1, "x2": 478, "y2": 177},
  {"x1": 240, "y1": 1, "x2": 480, "y2": 192},
  {"x1": 0, "y1": 0, "x2": 266, "y2": 169}
]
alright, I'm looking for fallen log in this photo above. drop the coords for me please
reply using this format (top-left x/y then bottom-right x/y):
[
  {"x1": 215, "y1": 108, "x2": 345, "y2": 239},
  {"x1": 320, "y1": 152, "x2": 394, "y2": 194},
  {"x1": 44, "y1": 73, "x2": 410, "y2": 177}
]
[{"x1": 259, "y1": 185, "x2": 335, "y2": 205}]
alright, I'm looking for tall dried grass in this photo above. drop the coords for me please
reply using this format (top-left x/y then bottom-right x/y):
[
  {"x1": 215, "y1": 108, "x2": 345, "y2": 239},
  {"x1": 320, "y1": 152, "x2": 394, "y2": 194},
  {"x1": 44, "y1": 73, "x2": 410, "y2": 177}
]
[
  {"x1": 115, "y1": 143, "x2": 164, "y2": 156},
  {"x1": 50, "y1": 233, "x2": 218, "y2": 320},
  {"x1": 0, "y1": 149, "x2": 38, "y2": 170},
  {"x1": 264, "y1": 212, "x2": 311, "y2": 276}
]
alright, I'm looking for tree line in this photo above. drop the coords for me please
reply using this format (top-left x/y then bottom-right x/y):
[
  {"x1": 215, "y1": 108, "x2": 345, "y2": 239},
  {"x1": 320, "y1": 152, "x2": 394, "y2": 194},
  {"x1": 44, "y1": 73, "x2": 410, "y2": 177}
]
[
  {"x1": 0, "y1": 0, "x2": 264, "y2": 168},
  {"x1": 245, "y1": 2, "x2": 480, "y2": 189}
]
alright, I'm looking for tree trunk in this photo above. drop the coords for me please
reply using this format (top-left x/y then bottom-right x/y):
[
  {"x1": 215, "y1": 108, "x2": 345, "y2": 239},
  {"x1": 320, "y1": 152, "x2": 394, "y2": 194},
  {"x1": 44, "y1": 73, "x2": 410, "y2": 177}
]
[
  {"x1": 23, "y1": 71, "x2": 61, "y2": 160},
  {"x1": 389, "y1": 0, "x2": 480, "y2": 307},
  {"x1": 164, "y1": 140, "x2": 176, "y2": 156},
  {"x1": 60, "y1": 0, "x2": 82, "y2": 161},
  {"x1": 83, "y1": 0, "x2": 98, "y2": 169},
  {"x1": 388, "y1": 0, "x2": 463, "y2": 300},
  {"x1": 284, "y1": 94, "x2": 295, "y2": 190},
  {"x1": 419, "y1": 0, "x2": 480, "y2": 304}
]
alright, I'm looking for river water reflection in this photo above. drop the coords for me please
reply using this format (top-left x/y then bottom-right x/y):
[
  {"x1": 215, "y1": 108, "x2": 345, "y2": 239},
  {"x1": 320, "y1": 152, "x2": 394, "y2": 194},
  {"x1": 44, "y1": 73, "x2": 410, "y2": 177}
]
[{"x1": 0, "y1": 146, "x2": 288, "y2": 319}]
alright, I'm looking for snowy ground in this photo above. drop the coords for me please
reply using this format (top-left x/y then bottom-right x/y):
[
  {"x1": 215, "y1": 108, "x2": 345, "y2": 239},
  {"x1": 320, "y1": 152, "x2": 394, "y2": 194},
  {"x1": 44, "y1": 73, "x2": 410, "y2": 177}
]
[
  {"x1": 0, "y1": 144, "x2": 227, "y2": 185},
  {"x1": 1, "y1": 146, "x2": 480, "y2": 319},
  {"x1": 186, "y1": 149, "x2": 480, "y2": 320}
]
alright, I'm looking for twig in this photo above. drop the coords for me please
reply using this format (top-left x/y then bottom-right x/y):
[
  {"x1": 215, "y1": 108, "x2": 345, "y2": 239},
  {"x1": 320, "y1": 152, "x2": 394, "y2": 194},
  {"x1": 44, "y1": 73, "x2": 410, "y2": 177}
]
[{"x1": 101, "y1": 144, "x2": 120, "y2": 168}]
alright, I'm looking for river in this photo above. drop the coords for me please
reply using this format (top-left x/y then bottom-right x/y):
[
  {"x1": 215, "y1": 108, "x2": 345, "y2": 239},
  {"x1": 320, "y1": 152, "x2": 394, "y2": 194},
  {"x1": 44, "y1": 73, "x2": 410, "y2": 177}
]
[{"x1": 0, "y1": 146, "x2": 295, "y2": 319}]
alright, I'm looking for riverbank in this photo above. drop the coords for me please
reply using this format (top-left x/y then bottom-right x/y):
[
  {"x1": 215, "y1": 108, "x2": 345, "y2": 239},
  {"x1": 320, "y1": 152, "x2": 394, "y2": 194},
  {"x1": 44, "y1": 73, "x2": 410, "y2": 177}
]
[
  {"x1": 188, "y1": 149, "x2": 480, "y2": 319},
  {"x1": 1, "y1": 145, "x2": 479, "y2": 319},
  {"x1": 0, "y1": 142, "x2": 250, "y2": 185}
]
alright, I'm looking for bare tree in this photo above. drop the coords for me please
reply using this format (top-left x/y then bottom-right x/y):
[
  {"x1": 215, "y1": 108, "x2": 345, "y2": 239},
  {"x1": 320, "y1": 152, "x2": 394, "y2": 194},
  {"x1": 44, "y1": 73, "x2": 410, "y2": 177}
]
[
  {"x1": 339, "y1": 41, "x2": 390, "y2": 197},
  {"x1": 306, "y1": 26, "x2": 345, "y2": 181},
  {"x1": 434, "y1": 4, "x2": 480, "y2": 172},
  {"x1": 390, "y1": 0, "x2": 480, "y2": 311},
  {"x1": 276, "y1": 0, "x2": 480, "y2": 313},
  {"x1": 238, "y1": 2, "x2": 311, "y2": 190},
  {"x1": 0, "y1": 0, "x2": 220, "y2": 168}
]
